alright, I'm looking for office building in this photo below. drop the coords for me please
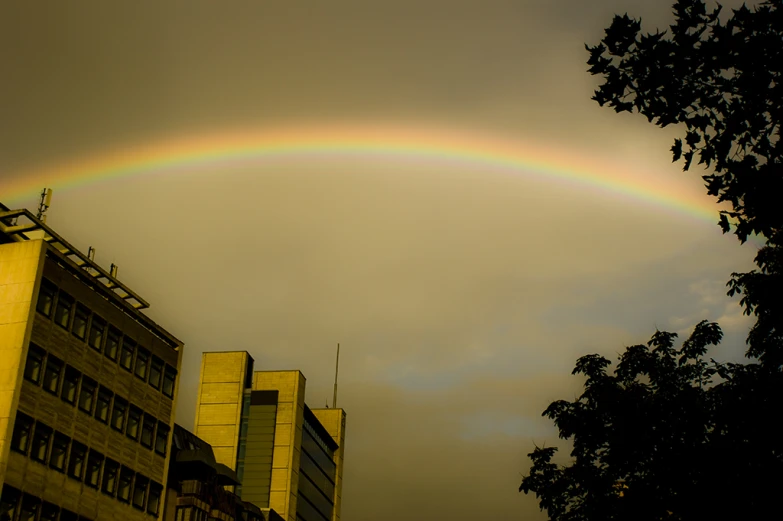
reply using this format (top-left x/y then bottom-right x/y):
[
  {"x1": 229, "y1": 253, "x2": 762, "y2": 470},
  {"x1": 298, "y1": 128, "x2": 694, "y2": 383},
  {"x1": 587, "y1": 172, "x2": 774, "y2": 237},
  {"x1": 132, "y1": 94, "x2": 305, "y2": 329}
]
[
  {"x1": 0, "y1": 203, "x2": 183, "y2": 521},
  {"x1": 192, "y1": 353, "x2": 346, "y2": 521}
]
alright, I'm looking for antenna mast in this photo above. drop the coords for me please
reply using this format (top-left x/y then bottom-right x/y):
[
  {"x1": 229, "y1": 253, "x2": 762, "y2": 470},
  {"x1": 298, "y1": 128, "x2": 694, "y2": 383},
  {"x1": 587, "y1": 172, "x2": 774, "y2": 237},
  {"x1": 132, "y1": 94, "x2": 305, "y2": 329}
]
[
  {"x1": 332, "y1": 343, "x2": 340, "y2": 409},
  {"x1": 36, "y1": 188, "x2": 53, "y2": 222}
]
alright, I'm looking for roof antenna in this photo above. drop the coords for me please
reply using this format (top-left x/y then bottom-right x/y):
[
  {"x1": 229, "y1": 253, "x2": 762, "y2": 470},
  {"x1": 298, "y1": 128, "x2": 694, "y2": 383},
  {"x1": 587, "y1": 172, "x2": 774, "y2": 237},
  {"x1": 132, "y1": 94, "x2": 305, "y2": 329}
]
[
  {"x1": 36, "y1": 188, "x2": 53, "y2": 223},
  {"x1": 332, "y1": 343, "x2": 340, "y2": 409}
]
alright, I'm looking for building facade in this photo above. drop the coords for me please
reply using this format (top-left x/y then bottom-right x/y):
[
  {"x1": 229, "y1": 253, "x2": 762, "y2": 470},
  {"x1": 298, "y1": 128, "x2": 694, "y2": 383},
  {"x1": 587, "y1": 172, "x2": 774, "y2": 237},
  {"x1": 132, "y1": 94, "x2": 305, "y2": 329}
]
[
  {"x1": 0, "y1": 205, "x2": 184, "y2": 521},
  {"x1": 192, "y1": 353, "x2": 345, "y2": 521}
]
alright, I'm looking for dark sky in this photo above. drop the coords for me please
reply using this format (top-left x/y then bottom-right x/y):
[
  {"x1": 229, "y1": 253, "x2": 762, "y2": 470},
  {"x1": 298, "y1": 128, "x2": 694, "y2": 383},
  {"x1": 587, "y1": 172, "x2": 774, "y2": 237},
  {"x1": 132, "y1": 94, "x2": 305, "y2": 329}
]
[{"x1": 1, "y1": 1, "x2": 755, "y2": 520}]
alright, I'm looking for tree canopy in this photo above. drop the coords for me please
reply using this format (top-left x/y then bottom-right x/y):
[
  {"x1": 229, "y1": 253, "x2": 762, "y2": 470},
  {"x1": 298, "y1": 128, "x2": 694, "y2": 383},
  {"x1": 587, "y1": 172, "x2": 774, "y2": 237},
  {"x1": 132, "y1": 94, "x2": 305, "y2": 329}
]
[{"x1": 520, "y1": 1, "x2": 783, "y2": 519}]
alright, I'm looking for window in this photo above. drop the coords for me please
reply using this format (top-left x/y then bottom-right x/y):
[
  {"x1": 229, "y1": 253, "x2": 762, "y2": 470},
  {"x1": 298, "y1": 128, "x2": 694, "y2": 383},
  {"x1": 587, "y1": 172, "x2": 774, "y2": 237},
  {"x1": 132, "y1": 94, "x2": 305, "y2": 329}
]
[
  {"x1": 49, "y1": 432, "x2": 70, "y2": 472},
  {"x1": 78, "y1": 376, "x2": 97, "y2": 414},
  {"x1": 19, "y1": 495, "x2": 40, "y2": 521},
  {"x1": 147, "y1": 482, "x2": 163, "y2": 516},
  {"x1": 36, "y1": 278, "x2": 57, "y2": 317},
  {"x1": 162, "y1": 365, "x2": 177, "y2": 398},
  {"x1": 61, "y1": 365, "x2": 80, "y2": 405},
  {"x1": 88, "y1": 314, "x2": 106, "y2": 351},
  {"x1": 102, "y1": 459, "x2": 120, "y2": 496},
  {"x1": 134, "y1": 347, "x2": 149, "y2": 381},
  {"x1": 42, "y1": 355, "x2": 63, "y2": 395},
  {"x1": 11, "y1": 412, "x2": 34, "y2": 455},
  {"x1": 105, "y1": 326, "x2": 120, "y2": 361},
  {"x1": 126, "y1": 405, "x2": 142, "y2": 441},
  {"x1": 148, "y1": 356, "x2": 163, "y2": 390},
  {"x1": 40, "y1": 502, "x2": 59, "y2": 521},
  {"x1": 111, "y1": 396, "x2": 127, "y2": 432},
  {"x1": 132, "y1": 474, "x2": 148, "y2": 510},
  {"x1": 154, "y1": 422, "x2": 169, "y2": 456},
  {"x1": 140, "y1": 414, "x2": 156, "y2": 449},
  {"x1": 31, "y1": 423, "x2": 52, "y2": 463},
  {"x1": 67, "y1": 441, "x2": 87, "y2": 480},
  {"x1": 0, "y1": 485, "x2": 21, "y2": 521},
  {"x1": 85, "y1": 450, "x2": 104, "y2": 489},
  {"x1": 23, "y1": 344, "x2": 46, "y2": 385},
  {"x1": 118, "y1": 466, "x2": 134, "y2": 503},
  {"x1": 120, "y1": 337, "x2": 135, "y2": 371},
  {"x1": 95, "y1": 386, "x2": 112, "y2": 423},
  {"x1": 54, "y1": 291, "x2": 74, "y2": 329},
  {"x1": 72, "y1": 304, "x2": 90, "y2": 340},
  {"x1": 60, "y1": 509, "x2": 78, "y2": 521}
]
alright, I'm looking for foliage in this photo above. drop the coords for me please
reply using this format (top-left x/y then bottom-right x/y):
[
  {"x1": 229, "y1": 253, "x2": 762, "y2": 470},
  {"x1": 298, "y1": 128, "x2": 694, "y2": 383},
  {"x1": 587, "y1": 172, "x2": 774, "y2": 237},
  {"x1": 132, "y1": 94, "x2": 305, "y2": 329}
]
[
  {"x1": 585, "y1": 0, "x2": 783, "y2": 366},
  {"x1": 520, "y1": 322, "x2": 783, "y2": 520},
  {"x1": 520, "y1": 2, "x2": 783, "y2": 518}
]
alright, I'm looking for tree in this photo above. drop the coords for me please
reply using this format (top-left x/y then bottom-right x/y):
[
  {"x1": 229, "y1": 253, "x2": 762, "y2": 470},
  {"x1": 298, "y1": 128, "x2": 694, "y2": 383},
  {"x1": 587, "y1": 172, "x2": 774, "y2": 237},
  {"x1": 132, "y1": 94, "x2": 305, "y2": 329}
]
[
  {"x1": 587, "y1": 0, "x2": 782, "y2": 366},
  {"x1": 520, "y1": 323, "x2": 782, "y2": 520},
  {"x1": 520, "y1": 1, "x2": 783, "y2": 518}
]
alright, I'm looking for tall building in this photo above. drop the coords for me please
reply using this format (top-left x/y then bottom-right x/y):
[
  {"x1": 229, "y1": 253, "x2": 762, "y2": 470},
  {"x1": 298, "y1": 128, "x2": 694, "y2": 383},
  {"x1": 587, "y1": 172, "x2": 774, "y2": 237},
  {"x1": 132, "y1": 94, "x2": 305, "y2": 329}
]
[
  {"x1": 0, "y1": 203, "x2": 184, "y2": 521},
  {"x1": 192, "y1": 353, "x2": 346, "y2": 521}
]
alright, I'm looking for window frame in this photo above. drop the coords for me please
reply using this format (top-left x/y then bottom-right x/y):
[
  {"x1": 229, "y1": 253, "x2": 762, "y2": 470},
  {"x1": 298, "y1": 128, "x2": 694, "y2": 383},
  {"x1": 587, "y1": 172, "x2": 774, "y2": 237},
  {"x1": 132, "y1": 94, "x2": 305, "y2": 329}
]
[
  {"x1": 126, "y1": 405, "x2": 142, "y2": 441},
  {"x1": 132, "y1": 474, "x2": 149, "y2": 511},
  {"x1": 95, "y1": 386, "x2": 113, "y2": 424},
  {"x1": 119, "y1": 336, "x2": 136, "y2": 372},
  {"x1": 154, "y1": 422, "x2": 170, "y2": 457},
  {"x1": 42, "y1": 354, "x2": 63, "y2": 395},
  {"x1": 162, "y1": 365, "x2": 177, "y2": 398},
  {"x1": 36, "y1": 278, "x2": 57, "y2": 318},
  {"x1": 78, "y1": 376, "x2": 97, "y2": 415},
  {"x1": 88, "y1": 314, "x2": 106, "y2": 352},
  {"x1": 140, "y1": 414, "x2": 156, "y2": 449},
  {"x1": 71, "y1": 303, "x2": 90, "y2": 341},
  {"x1": 148, "y1": 356, "x2": 163, "y2": 390},
  {"x1": 11, "y1": 412, "x2": 34, "y2": 456},
  {"x1": 30, "y1": 422, "x2": 53, "y2": 464},
  {"x1": 111, "y1": 396, "x2": 128, "y2": 432},
  {"x1": 61, "y1": 365, "x2": 81, "y2": 405},
  {"x1": 104, "y1": 326, "x2": 121, "y2": 361},
  {"x1": 117, "y1": 466, "x2": 134, "y2": 503},
  {"x1": 23, "y1": 344, "x2": 46, "y2": 385},
  {"x1": 134, "y1": 346, "x2": 150, "y2": 381},
  {"x1": 85, "y1": 449, "x2": 105, "y2": 489},
  {"x1": 49, "y1": 431, "x2": 70, "y2": 473},
  {"x1": 53, "y1": 291, "x2": 74, "y2": 330},
  {"x1": 67, "y1": 440, "x2": 87, "y2": 481},
  {"x1": 102, "y1": 458, "x2": 120, "y2": 497}
]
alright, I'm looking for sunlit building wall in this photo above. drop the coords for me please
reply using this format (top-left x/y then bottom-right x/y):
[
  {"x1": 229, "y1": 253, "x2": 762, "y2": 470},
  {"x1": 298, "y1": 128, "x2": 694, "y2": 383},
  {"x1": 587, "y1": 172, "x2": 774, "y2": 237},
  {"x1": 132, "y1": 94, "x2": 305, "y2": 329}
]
[{"x1": 0, "y1": 203, "x2": 183, "y2": 521}]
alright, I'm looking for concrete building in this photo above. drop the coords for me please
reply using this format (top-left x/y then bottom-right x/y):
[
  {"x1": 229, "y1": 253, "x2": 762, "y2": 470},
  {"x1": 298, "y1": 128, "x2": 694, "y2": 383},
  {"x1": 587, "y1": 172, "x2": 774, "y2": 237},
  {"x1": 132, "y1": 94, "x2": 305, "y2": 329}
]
[
  {"x1": 0, "y1": 203, "x2": 184, "y2": 521},
  {"x1": 192, "y1": 353, "x2": 346, "y2": 521}
]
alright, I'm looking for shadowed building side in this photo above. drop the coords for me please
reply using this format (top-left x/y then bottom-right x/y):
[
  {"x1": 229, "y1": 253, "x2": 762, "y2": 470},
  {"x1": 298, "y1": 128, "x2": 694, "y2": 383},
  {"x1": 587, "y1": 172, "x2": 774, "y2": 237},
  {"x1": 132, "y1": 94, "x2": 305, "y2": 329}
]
[{"x1": 309, "y1": 409, "x2": 345, "y2": 521}]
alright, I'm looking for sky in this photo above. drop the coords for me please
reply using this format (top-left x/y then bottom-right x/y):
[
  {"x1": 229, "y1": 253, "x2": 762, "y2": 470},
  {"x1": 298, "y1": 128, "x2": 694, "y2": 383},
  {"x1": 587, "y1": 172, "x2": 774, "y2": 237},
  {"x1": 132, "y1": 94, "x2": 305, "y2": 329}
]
[{"x1": 0, "y1": 1, "x2": 758, "y2": 519}]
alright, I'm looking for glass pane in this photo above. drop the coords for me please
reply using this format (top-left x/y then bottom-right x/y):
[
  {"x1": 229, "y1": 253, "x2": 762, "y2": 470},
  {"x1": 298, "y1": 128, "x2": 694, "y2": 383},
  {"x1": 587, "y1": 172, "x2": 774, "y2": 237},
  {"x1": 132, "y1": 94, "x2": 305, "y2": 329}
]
[
  {"x1": 36, "y1": 279, "x2": 57, "y2": 317},
  {"x1": 23, "y1": 344, "x2": 45, "y2": 384},
  {"x1": 31, "y1": 423, "x2": 52, "y2": 463},
  {"x1": 127, "y1": 406, "x2": 141, "y2": 440},
  {"x1": 95, "y1": 387, "x2": 112, "y2": 424},
  {"x1": 72, "y1": 304, "x2": 90, "y2": 340},
  {"x1": 85, "y1": 450, "x2": 104, "y2": 488},
  {"x1": 111, "y1": 397, "x2": 127, "y2": 432},
  {"x1": 148, "y1": 357, "x2": 163, "y2": 389},
  {"x1": 105, "y1": 326, "x2": 120, "y2": 361},
  {"x1": 61, "y1": 366, "x2": 80, "y2": 404},
  {"x1": 120, "y1": 337, "x2": 135, "y2": 371},
  {"x1": 42, "y1": 356, "x2": 63, "y2": 394},
  {"x1": 134, "y1": 348, "x2": 149, "y2": 381},
  {"x1": 68, "y1": 442, "x2": 87, "y2": 480},
  {"x1": 49, "y1": 432, "x2": 70, "y2": 472},
  {"x1": 88, "y1": 315, "x2": 106, "y2": 351},
  {"x1": 102, "y1": 459, "x2": 119, "y2": 496},
  {"x1": 162, "y1": 365, "x2": 177, "y2": 398},
  {"x1": 54, "y1": 292, "x2": 74, "y2": 329},
  {"x1": 155, "y1": 423, "x2": 169, "y2": 456},
  {"x1": 78, "y1": 377, "x2": 97, "y2": 414},
  {"x1": 11, "y1": 413, "x2": 34, "y2": 454},
  {"x1": 141, "y1": 415, "x2": 155, "y2": 449}
]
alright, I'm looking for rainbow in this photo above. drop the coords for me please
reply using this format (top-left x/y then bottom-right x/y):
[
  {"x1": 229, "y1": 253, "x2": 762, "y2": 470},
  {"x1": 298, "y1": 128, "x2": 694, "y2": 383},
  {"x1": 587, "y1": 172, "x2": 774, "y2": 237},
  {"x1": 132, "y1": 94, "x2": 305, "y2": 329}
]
[{"x1": 2, "y1": 123, "x2": 721, "y2": 226}]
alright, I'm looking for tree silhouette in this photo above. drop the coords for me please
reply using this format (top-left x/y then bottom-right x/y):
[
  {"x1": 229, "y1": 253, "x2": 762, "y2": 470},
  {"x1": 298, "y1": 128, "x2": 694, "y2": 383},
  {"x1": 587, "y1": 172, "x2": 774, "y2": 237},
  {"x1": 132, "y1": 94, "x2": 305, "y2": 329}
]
[{"x1": 521, "y1": 1, "x2": 783, "y2": 518}]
